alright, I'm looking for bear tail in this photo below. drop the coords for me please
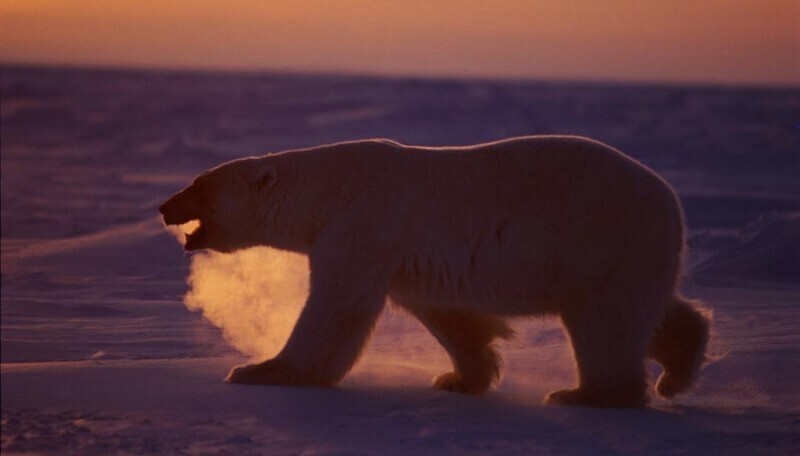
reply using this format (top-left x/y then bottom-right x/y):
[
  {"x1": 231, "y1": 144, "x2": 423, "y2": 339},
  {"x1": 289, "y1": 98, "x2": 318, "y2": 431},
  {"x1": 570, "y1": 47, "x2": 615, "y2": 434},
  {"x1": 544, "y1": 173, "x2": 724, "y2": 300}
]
[{"x1": 649, "y1": 294, "x2": 712, "y2": 398}]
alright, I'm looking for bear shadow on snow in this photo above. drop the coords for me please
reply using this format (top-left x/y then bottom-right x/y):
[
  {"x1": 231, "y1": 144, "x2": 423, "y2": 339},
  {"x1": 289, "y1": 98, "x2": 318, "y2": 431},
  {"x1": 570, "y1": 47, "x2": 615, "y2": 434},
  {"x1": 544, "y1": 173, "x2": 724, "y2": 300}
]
[{"x1": 160, "y1": 135, "x2": 711, "y2": 408}]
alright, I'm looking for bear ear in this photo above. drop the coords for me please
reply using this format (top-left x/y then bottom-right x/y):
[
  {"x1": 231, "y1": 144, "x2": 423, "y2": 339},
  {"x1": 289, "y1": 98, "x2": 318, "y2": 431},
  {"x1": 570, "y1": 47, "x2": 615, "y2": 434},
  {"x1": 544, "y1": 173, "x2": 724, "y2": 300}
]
[{"x1": 249, "y1": 165, "x2": 278, "y2": 191}]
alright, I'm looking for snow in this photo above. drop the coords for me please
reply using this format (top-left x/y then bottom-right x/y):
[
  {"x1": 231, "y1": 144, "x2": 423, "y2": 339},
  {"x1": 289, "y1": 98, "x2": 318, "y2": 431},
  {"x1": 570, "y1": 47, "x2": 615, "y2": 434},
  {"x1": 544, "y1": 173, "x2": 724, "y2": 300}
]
[{"x1": 2, "y1": 65, "x2": 799, "y2": 454}]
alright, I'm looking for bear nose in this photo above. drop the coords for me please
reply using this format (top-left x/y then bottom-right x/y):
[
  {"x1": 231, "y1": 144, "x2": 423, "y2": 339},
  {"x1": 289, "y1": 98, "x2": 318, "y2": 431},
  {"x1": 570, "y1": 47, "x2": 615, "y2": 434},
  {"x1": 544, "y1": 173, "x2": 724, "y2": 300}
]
[{"x1": 159, "y1": 198, "x2": 177, "y2": 223}]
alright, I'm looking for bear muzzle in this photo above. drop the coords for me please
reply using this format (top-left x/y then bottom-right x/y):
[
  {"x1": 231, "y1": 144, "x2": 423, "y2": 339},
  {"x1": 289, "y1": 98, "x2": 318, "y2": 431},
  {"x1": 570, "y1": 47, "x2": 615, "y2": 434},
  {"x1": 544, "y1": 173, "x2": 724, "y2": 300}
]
[
  {"x1": 159, "y1": 187, "x2": 206, "y2": 251},
  {"x1": 159, "y1": 187, "x2": 201, "y2": 226}
]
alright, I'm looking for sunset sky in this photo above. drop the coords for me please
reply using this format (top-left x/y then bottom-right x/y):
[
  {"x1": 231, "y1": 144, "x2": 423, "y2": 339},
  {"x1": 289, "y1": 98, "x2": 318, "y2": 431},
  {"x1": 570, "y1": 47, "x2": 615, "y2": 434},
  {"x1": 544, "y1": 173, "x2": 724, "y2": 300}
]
[{"x1": 1, "y1": 0, "x2": 798, "y2": 86}]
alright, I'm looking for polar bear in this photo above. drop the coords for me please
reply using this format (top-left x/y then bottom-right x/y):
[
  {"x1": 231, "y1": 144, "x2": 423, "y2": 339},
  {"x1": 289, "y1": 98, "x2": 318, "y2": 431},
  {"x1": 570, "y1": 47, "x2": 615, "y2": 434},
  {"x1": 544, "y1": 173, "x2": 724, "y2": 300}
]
[{"x1": 160, "y1": 136, "x2": 711, "y2": 407}]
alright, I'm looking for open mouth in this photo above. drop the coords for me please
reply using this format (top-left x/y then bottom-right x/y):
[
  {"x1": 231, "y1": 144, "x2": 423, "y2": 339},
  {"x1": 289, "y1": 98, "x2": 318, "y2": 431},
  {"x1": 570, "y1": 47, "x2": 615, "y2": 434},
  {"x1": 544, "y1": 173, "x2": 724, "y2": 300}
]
[
  {"x1": 160, "y1": 189, "x2": 206, "y2": 251},
  {"x1": 182, "y1": 219, "x2": 205, "y2": 251},
  {"x1": 160, "y1": 210, "x2": 206, "y2": 251}
]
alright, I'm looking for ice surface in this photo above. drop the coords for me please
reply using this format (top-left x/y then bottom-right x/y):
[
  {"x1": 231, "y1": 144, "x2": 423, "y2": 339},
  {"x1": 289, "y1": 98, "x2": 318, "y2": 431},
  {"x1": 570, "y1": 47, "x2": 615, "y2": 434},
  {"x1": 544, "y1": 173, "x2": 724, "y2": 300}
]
[{"x1": 2, "y1": 65, "x2": 798, "y2": 454}]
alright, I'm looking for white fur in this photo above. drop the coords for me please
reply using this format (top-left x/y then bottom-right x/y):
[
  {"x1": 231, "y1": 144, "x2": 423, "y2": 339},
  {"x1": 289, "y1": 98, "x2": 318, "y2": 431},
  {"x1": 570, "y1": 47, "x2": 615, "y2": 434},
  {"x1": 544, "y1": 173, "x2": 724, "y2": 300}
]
[{"x1": 162, "y1": 135, "x2": 709, "y2": 407}]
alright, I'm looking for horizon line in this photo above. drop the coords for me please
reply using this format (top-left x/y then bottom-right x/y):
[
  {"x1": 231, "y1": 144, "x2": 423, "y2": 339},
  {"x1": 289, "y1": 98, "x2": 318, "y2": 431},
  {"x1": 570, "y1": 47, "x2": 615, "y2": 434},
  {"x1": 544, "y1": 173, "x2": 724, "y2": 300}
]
[{"x1": 3, "y1": 60, "x2": 798, "y2": 91}]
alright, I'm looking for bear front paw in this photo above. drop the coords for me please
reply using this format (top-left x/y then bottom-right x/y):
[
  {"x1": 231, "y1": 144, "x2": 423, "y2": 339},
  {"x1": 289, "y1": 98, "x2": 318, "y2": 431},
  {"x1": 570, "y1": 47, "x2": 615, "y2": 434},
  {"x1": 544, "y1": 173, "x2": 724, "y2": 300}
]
[
  {"x1": 432, "y1": 372, "x2": 490, "y2": 395},
  {"x1": 544, "y1": 388, "x2": 587, "y2": 406},
  {"x1": 544, "y1": 386, "x2": 648, "y2": 408},
  {"x1": 225, "y1": 358, "x2": 301, "y2": 386}
]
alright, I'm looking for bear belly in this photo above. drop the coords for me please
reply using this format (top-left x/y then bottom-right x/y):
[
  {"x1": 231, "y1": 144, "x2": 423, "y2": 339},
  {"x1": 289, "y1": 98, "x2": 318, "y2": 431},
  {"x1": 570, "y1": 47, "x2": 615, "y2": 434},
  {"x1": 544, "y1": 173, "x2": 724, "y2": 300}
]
[{"x1": 388, "y1": 251, "x2": 559, "y2": 316}]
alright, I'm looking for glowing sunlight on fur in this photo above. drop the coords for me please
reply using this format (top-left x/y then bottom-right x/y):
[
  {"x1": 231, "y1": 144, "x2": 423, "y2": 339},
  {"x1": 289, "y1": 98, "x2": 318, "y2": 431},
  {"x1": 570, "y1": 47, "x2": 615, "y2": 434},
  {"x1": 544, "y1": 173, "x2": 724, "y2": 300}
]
[{"x1": 184, "y1": 247, "x2": 309, "y2": 361}]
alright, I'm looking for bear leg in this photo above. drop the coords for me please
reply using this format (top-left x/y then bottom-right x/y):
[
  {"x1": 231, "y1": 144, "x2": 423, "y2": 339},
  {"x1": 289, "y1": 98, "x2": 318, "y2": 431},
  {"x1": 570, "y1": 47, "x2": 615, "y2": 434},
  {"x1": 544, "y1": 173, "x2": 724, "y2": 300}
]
[
  {"x1": 649, "y1": 295, "x2": 711, "y2": 398},
  {"x1": 400, "y1": 304, "x2": 513, "y2": 395},
  {"x1": 547, "y1": 285, "x2": 666, "y2": 408},
  {"x1": 227, "y1": 283, "x2": 388, "y2": 387}
]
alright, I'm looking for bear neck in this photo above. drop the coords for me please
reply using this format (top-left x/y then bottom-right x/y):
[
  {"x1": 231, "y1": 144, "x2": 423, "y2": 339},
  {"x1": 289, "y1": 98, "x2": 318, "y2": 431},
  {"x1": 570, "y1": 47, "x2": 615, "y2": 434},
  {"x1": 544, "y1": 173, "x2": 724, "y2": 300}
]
[{"x1": 257, "y1": 146, "x2": 372, "y2": 254}]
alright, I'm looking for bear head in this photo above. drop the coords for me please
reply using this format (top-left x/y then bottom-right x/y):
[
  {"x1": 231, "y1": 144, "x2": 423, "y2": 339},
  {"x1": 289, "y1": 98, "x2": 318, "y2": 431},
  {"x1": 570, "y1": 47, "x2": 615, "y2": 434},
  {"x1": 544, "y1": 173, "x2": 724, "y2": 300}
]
[{"x1": 159, "y1": 157, "x2": 277, "y2": 253}]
